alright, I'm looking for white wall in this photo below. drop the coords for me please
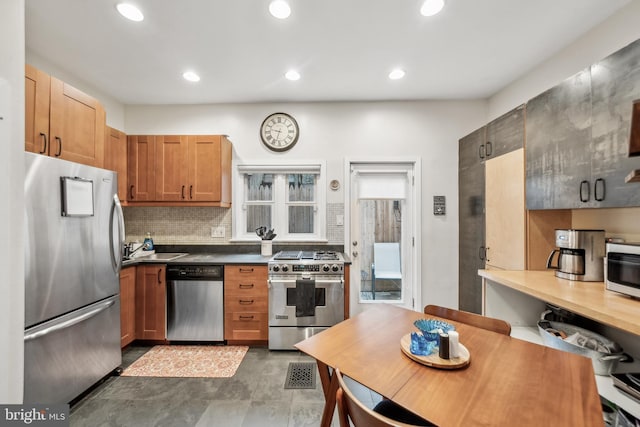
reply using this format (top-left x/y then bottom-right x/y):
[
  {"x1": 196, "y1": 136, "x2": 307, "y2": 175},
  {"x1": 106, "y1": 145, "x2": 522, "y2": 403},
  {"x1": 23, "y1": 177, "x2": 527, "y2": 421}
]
[
  {"x1": 0, "y1": 0, "x2": 25, "y2": 404},
  {"x1": 126, "y1": 100, "x2": 487, "y2": 309},
  {"x1": 489, "y1": 1, "x2": 640, "y2": 120}
]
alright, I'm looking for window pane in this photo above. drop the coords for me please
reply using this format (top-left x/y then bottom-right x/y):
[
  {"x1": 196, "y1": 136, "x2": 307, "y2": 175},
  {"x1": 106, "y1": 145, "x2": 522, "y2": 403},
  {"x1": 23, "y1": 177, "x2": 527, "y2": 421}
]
[
  {"x1": 247, "y1": 205, "x2": 272, "y2": 232},
  {"x1": 246, "y1": 174, "x2": 273, "y2": 201},
  {"x1": 359, "y1": 199, "x2": 402, "y2": 301},
  {"x1": 288, "y1": 206, "x2": 314, "y2": 233},
  {"x1": 288, "y1": 174, "x2": 315, "y2": 202}
]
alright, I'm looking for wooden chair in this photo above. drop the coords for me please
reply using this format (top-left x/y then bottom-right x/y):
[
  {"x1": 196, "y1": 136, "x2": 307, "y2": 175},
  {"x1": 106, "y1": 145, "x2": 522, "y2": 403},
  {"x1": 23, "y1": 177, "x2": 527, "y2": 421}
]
[
  {"x1": 423, "y1": 304, "x2": 511, "y2": 336},
  {"x1": 335, "y1": 368, "x2": 432, "y2": 427}
]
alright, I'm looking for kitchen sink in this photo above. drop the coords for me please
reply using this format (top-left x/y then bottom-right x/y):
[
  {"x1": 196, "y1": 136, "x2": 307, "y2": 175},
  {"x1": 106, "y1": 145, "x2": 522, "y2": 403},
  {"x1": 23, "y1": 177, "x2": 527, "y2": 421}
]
[{"x1": 130, "y1": 252, "x2": 188, "y2": 262}]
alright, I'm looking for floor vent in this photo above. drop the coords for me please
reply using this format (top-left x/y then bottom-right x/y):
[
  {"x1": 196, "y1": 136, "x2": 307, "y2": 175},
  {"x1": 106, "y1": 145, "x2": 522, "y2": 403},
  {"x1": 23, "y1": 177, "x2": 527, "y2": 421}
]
[{"x1": 284, "y1": 362, "x2": 316, "y2": 389}]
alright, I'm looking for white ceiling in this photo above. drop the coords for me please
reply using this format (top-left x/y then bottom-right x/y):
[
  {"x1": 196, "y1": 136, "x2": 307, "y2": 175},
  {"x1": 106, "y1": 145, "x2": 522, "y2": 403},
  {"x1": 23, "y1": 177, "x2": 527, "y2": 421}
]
[{"x1": 25, "y1": 0, "x2": 630, "y2": 105}]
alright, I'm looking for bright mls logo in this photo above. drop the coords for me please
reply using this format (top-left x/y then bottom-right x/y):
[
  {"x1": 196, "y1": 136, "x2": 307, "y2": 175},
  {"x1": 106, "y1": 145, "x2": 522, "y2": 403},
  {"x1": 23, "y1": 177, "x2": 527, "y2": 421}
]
[{"x1": 1, "y1": 405, "x2": 68, "y2": 426}]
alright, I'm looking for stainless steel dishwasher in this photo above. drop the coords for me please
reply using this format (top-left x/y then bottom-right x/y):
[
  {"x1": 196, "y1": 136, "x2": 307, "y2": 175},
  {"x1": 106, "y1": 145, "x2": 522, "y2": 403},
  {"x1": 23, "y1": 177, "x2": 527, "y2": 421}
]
[{"x1": 166, "y1": 265, "x2": 224, "y2": 341}]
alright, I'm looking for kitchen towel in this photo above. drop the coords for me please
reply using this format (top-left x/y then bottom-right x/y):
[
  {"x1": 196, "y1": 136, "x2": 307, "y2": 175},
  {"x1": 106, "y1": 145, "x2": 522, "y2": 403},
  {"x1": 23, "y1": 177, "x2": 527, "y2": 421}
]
[
  {"x1": 296, "y1": 279, "x2": 316, "y2": 317},
  {"x1": 121, "y1": 345, "x2": 248, "y2": 378}
]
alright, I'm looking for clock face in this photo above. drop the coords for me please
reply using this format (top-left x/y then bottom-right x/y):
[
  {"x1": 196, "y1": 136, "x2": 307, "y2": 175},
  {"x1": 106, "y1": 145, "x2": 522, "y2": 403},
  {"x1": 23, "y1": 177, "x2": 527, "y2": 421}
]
[{"x1": 260, "y1": 113, "x2": 299, "y2": 152}]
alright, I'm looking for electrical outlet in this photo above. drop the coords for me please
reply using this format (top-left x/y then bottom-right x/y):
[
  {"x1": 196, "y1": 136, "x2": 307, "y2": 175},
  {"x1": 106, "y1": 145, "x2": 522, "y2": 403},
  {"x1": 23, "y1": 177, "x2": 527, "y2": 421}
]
[{"x1": 211, "y1": 226, "x2": 225, "y2": 238}]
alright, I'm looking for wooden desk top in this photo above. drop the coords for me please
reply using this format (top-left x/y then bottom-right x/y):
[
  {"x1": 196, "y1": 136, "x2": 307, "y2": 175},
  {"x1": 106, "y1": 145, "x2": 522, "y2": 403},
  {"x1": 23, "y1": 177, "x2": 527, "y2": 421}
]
[
  {"x1": 296, "y1": 304, "x2": 603, "y2": 427},
  {"x1": 479, "y1": 269, "x2": 640, "y2": 336}
]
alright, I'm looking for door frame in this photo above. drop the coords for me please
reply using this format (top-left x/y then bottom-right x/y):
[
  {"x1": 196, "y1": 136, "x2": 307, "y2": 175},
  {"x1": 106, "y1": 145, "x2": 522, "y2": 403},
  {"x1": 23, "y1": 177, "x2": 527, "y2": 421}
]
[{"x1": 344, "y1": 157, "x2": 422, "y2": 315}]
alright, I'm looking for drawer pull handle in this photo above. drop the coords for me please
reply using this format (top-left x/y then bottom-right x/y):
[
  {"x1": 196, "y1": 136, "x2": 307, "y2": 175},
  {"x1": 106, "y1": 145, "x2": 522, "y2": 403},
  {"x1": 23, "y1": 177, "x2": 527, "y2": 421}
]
[
  {"x1": 239, "y1": 299, "x2": 254, "y2": 305},
  {"x1": 239, "y1": 284, "x2": 254, "y2": 289},
  {"x1": 239, "y1": 268, "x2": 254, "y2": 273},
  {"x1": 239, "y1": 315, "x2": 255, "y2": 320}
]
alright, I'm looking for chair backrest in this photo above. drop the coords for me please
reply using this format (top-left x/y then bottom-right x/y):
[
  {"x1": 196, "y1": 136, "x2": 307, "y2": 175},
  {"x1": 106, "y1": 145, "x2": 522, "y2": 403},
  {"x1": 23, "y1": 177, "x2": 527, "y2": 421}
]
[
  {"x1": 373, "y1": 242, "x2": 402, "y2": 278},
  {"x1": 423, "y1": 304, "x2": 511, "y2": 336},
  {"x1": 335, "y1": 368, "x2": 419, "y2": 427}
]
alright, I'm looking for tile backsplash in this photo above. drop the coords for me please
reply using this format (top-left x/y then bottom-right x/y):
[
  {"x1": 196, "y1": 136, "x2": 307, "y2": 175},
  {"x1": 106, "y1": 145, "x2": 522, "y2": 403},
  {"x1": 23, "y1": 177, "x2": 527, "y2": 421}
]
[
  {"x1": 124, "y1": 206, "x2": 232, "y2": 245},
  {"x1": 123, "y1": 203, "x2": 345, "y2": 245}
]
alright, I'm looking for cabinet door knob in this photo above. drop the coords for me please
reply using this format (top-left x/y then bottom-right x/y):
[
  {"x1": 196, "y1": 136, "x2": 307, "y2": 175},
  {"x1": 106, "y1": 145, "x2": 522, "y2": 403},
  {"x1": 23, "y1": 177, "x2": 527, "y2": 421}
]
[
  {"x1": 157, "y1": 269, "x2": 162, "y2": 284},
  {"x1": 181, "y1": 185, "x2": 185, "y2": 199},
  {"x1": 129, "y1": 185, "x2": 135, "y2": 200}
]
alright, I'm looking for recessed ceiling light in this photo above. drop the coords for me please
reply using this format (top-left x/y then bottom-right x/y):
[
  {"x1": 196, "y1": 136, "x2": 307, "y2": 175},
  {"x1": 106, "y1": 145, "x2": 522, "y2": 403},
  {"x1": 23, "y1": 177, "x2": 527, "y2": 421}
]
[
  {"x1": 116, "y1": 3, "x2": 144, "y2": 22},
  {"x1": 269, "y1": 0, "x2": 291, "y2": 19},
  {"x1": 182, "y1": 71, "x2": 200, "y2": 82},
  {"x1": 389, "y1": 69, "x2": 406, "y2": 80},
  {"x1": 285, "y1": 70, "x2": 301, "y2": 81},
  {"x1": 420, "y1": 0, "x2": 445, "y2": 17}
]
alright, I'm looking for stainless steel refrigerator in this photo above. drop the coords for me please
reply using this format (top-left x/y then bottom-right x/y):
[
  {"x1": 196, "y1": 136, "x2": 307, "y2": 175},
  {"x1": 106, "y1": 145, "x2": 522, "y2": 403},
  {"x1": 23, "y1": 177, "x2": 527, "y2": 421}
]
[{"x1": 23, "y1": 152, "x2": 125, "y2": 403}]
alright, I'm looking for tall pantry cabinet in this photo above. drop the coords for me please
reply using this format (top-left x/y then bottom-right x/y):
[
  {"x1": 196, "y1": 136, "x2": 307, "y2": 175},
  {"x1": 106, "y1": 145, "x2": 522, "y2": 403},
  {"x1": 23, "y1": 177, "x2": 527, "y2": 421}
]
[{"x1": 458, "y1": 105, "x2": 525, "y2": 314}]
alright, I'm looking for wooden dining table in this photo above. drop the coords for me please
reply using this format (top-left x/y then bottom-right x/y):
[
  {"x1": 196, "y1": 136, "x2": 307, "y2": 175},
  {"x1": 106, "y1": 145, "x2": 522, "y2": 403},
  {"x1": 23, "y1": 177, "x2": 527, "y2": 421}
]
[{"x1": 295, "y1": 304, "x2": 603, "y2": 427}]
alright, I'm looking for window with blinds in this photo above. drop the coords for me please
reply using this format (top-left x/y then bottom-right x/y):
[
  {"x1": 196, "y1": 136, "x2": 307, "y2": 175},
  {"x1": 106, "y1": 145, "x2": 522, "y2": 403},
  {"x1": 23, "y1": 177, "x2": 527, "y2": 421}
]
[{"x1": 234, "y1": 163, "x2": 326, "y2": 241}]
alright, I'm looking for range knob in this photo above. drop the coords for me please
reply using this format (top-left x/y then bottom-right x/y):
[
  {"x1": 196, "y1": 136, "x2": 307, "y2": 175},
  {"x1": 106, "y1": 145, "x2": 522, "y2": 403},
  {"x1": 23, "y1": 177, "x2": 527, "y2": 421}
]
[
  {"x1": 272, "y1": 265, "x2": 280, "y2": 272},
  {"x1": 322, "y1": 264, "x2": 331, "y2": 272},
  {"x1": 282, "y1": 264, "x2": 289, "y2": 272},
  {"x1": 331, "y1": 264, "x2": 340, "y2": 272}
]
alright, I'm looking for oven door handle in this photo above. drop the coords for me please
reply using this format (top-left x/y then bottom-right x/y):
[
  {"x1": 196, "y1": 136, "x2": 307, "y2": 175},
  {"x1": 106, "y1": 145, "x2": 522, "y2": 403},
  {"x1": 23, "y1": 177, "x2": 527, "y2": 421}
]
[{"x1": 268, "y1": 278, "x2": 344, "y2": 286}]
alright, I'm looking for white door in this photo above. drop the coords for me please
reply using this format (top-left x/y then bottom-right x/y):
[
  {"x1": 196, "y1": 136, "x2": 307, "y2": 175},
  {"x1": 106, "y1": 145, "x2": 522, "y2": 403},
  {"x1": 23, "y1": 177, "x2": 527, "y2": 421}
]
[{"x1": 347, "y1": 161, "x2": 420, "y2": 316}]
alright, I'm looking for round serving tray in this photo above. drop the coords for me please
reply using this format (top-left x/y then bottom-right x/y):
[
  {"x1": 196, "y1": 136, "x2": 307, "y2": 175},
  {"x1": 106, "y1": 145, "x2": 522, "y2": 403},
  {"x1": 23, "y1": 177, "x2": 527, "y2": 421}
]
[{"x1": 400, "y1": 333, "x2": 470, "y2": 369}]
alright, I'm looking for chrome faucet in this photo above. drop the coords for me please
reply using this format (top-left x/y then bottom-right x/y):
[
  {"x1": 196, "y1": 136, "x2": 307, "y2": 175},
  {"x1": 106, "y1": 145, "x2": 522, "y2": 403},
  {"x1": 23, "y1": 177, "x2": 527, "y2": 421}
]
[{"x1": 124, "y1": 242, "x2": 151, "y2": 259}]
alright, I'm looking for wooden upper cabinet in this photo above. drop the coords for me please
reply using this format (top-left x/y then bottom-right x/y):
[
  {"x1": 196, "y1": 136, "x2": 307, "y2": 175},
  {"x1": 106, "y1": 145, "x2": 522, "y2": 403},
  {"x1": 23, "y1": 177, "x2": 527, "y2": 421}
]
[
  {"x1": 105, "y1": 127, "x2": 128, "y2": 202},
  {"x1": 24, "y1": 64, "x2": 106, "y2": 168},
  {"x1": 25, "y1": 64, "x2": 50, "y2": 155},
  {"x1": 155, "y1": 135, "x2": 189, "y2": 201},
  {"x1": 127, "y1": 135, "x2": 156, "y2": 201},
  {"x1": 49, "y1": 77, "x2": 105, "y2": 167},
  {"x1": 189, "y1": 135, "x2": 232, "y2": 204},
  {"x1": 127, "y1": 134, "x2": 232, "y2": 206}
]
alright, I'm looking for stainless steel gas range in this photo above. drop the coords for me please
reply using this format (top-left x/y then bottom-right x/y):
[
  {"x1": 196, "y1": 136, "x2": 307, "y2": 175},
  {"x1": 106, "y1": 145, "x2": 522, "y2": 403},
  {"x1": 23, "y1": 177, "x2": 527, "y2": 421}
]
[{"x1": 268, "y1": 250, "x2": 345, "y2": 350}]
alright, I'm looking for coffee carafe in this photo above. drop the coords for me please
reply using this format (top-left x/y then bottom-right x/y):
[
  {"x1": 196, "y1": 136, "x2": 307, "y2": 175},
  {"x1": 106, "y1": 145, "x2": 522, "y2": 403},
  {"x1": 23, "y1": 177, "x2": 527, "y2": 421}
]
[{"x1": 546, "y1": 229, "x2": 605, "y2": 281}]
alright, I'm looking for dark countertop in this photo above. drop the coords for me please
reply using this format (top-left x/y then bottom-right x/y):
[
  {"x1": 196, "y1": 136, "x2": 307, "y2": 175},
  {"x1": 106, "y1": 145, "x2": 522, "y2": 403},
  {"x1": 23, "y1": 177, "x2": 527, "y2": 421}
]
[
  {"x1": 122, "y1": 252, "x2": 271, "y2": 267},
  {"x1": 121, "y1": 245, "x2": 352, "y2": 268}
]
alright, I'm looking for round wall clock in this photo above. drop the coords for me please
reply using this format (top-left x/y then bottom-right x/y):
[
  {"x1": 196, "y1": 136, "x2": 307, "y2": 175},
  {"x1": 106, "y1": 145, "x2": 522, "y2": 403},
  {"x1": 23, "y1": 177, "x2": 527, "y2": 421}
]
[{"x1": 260, "y1": 112, "x2": 299, "y2": 152}]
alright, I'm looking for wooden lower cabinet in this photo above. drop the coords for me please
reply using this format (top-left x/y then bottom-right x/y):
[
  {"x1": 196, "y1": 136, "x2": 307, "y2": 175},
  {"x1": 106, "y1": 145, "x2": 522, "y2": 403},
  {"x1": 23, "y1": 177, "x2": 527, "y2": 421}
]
[
  {"x1": 119, "y1": 266, "x2": 136, "y2": 348},
  {"x1": 224, "y1": 265, "x2": 268, "y2": 343},
  {"x1": 135, "y1": 264, "x2": 166, "y2": 340}
]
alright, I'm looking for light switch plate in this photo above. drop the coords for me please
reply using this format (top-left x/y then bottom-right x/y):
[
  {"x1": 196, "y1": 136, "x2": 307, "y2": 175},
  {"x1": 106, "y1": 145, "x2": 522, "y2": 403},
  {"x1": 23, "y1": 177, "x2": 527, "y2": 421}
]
[
  {"x1": 433, "y1": 196, "x2": 446, "y2": 215},
  {"x1": 336, "y1": 214, "x2": 344, "y2": 226}
]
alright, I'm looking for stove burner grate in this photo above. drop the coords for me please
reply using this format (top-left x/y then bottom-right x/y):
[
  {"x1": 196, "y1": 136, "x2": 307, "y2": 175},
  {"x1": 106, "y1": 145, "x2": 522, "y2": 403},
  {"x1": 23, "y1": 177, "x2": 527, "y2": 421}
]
[{"x1": 273, "y1": 251, "x2": 301, "y2": 260}]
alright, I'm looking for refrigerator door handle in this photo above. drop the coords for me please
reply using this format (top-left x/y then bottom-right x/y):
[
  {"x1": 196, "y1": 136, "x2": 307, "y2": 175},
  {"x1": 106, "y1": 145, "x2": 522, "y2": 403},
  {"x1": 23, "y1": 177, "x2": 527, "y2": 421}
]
[
  {"x1": 24, "y1": 298, "x2": 116, "y2": 342},
  {"x1": 110, "y1": 194, "x2": 125, "y2": 273}
]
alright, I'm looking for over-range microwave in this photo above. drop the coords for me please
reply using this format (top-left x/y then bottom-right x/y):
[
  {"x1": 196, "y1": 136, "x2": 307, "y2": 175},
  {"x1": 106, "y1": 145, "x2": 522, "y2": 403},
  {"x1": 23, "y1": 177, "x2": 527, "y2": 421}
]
[{"x1": 606, "y1": 242, "x2": 640, "y2": 298}]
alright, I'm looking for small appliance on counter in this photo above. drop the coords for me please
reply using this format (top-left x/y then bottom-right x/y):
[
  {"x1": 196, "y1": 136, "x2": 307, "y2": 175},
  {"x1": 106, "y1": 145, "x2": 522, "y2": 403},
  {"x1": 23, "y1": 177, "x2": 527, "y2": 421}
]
[
  {"x1": 605, "y1": 242, "x2": 640, "y2": 298},
  {"x1": 546, "y1": 229, "x2": 605, "y2": 281}
]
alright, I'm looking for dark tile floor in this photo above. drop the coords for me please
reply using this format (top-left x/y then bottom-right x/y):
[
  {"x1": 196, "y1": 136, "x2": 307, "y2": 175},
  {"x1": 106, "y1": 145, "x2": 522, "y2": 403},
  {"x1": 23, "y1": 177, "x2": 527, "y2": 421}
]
[{"x1": 69, "y1": 345, "x2": 381, "y2": 427}]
